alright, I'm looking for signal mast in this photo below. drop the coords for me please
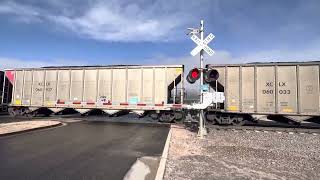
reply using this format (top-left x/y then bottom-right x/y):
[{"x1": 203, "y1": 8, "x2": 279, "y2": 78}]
[{"x1": 187, "y1": 20, "x2": 215, "y2": 138}]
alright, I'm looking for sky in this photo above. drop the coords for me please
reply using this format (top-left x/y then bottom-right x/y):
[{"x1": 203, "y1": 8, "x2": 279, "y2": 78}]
[{"x1": 0, "y1": 0, "x2": 320, "y2": 70}]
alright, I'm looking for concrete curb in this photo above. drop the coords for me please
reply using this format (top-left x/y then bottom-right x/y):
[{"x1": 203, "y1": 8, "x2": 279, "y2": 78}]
[
  {"x1": 0, "y1": 121, "x2": 63, "y2": 137},
  {"x1": 155, "y1": 126, "x2": 172, "y2": 180}
]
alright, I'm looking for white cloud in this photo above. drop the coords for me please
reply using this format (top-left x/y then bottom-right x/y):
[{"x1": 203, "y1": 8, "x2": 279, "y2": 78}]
[
  {"x1": 0, "y1": 1, "x2": 38, "y2": 16},
  {"x1": 234, "y1": 39, "x2": 320, "y2": 63},
  {"x1": 0, "y1": 1, "x2": 42, "y2": 23},
  {"x1": 0, "y1": 0, "x2": 201, "y2": 42}
]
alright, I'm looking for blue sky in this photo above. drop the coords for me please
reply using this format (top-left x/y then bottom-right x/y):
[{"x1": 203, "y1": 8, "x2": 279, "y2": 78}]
[{"x1": 0, "y1": 0, "x2": 320, "y2": 69}]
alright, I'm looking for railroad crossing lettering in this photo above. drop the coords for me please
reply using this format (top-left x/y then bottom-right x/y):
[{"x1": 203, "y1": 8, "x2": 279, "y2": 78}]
[{"x1": 190, "y1": 33, "x2": 215, "y2": 56}]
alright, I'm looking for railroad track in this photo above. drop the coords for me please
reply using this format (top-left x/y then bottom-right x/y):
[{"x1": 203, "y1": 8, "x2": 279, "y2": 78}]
[
  {"x1": 3, "y1": 113, "x2": 320, "y2": 134},
  {"x1": 206, "y1": 120, "x2": 320, "y2": 134}
]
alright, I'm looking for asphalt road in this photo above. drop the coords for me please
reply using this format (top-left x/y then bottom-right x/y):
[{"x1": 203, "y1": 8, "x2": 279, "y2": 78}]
[{"x1": 0, "y1": 120, "x2": 169, "y2": 180}]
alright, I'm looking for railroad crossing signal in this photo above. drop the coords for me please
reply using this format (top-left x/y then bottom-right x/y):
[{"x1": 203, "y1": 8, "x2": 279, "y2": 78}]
[
  {"x1": 187, "y1": 20, "x2": 215, "y2": 139},
  {"x1": 190, "y1": 33, "x2": 215, "y2": 56}
]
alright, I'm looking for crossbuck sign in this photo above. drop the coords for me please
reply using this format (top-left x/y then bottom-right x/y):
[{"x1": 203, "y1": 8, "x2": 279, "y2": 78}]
[{"x1": 190, "y1": 33, "x2": 215, "y2": 56}]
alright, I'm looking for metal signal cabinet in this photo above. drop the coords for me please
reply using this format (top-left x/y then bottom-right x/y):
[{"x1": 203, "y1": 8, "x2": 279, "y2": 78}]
[
  {"x1": 8, "y1": 65, "x2": 184, "y2": 114},
  {"x1": 206, "y1": 62, "x2": 320, "y2": 117}
]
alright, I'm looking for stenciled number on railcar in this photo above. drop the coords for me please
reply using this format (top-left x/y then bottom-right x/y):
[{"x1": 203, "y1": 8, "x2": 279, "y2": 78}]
[
  {"x1": 35, "y1": 82, "x2": 53, "y2": 92},
  {"x1": 262, "y1": 81, "x2": 291, "y2": 95},
  {"x1": 278, "y1": 90, "x2": 291, "y2": 94},
  {"x1": 262, "y1": 89, "x2": 274, "y2": 94}
]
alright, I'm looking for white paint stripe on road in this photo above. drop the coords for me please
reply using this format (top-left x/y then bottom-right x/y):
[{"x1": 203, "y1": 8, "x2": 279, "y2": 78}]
[
  {"x1": 155, "y1": 126, "x2": 172, "y2": 180},
  {"x1": 123, "y1": 158, "x2": 151, "y2": 180}
]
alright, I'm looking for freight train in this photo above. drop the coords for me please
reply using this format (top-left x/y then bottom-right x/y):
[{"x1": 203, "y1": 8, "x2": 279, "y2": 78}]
[{"x1": 2, "y1": 61, "x2": 320, "y2": 125}]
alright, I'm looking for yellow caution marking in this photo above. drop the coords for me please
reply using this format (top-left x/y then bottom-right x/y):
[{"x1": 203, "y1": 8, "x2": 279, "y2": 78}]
[
  {"x1": 15, "y1": 100, "x2": 22, "y2": 105},
  {"x1": 282, "y1": 108, "x2": 293, "y2": 112},
  {"x1": 228, "y1": 106, "x2": 238, "y2": 111},
  {"x1": 175, "y1": 68, "x2": 182, "y2": 74},
  {"x1": 46, "y1": 101, "x2": 54, "y2": 106}
]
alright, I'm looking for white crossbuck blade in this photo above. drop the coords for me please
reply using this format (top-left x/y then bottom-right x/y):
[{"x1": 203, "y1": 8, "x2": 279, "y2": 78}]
[{"x1": 190, "y1": 33, "x2": 215, "y2": 56}]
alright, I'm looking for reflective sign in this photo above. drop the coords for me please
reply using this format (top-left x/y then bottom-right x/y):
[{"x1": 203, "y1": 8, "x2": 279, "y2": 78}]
[{"x1": 190, "y1": 33, "x2": 215, "y2": 56}]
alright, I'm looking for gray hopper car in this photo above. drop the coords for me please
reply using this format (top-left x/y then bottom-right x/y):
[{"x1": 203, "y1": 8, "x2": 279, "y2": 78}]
[
  {"x1": 6, "y1": 65, "x2": 184, "y2": 121},
  {"x1": 205, "y1": 62, "x2": 320, "y2": 124}
]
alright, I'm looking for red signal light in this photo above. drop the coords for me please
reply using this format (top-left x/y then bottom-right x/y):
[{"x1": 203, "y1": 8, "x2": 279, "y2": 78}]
[
  {"x1": 186, "y1": 68, "x2": 200, "y2": 84},
  {"x1": 191, "y1": 69, "x2": 199, "y2": 79}
]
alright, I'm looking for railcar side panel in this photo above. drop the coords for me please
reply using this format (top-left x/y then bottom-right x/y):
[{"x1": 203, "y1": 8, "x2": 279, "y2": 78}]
[
  {"x1": 142, "y1": 68, "x2": 154, "y2": 104},
  {"x1": 241, "y1": 67, "x2": 254, "y2": 113},
  {"x1": 70, "y1": 70, "x2": 84, "y2": 103},
  {"x1": 226, "y1": 67, "x2": 240, "y2": 112},
  {"x1": 155, "y1": 68, "x2": 166, "y2": 104},
  {"x1": 84, "y1": 70, "x2": 97, "y2": 103},
  {"x1": 256, "y1": 66, "x2": 276, "y2": 113},
  {"x1": 13, "y1": 71, "x2": 24, "y2": 105},
  {"x1": 299, "y1": 66, "x2": 319, "y2": 115},
  {"x1": 57, "y1": 70, "x2": 70, "y2": 103},
  {"x1": 277, "y1": 66, "x2": 297, "y2": 114},
  {"x1": 31, "y1": 70, "x2": 45, "y2": 106},
  {"x1": 112, "y1": 69, "x2": 126, "y2": 104},
  {"x1": 97, "y1": 69, "x2": 112, "y2": 104},
  {"x1": 22, "y1": 70, "x2": 32, "y2": 105},
  {"x1": 44, "y1": 70, "x2": 57, "y2": 106}
]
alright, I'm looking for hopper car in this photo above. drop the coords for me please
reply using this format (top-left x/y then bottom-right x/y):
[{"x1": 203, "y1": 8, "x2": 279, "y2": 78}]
[
  {"x1": 205, "y1": 62, "x2": 320, "y2": 125},
  {"x1": 5, "y1": 65, "x2": 185, "y2": 122},
  {"x1": 3, "y1": 61, "x2": 320, "y2": 125}
]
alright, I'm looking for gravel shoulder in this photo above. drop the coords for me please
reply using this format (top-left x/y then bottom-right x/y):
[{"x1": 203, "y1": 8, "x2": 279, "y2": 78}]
[
  {"x1": 0, "y1": 121, "x2": 62, "y2": 135},
  {"x1": 164, "y1": 125, "x2": 320, "y2": 180}
]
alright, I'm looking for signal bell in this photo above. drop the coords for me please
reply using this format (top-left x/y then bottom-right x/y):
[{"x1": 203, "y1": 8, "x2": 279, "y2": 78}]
[{"x1": 186, "y1": 68, "x2": 200, "y2": 84}]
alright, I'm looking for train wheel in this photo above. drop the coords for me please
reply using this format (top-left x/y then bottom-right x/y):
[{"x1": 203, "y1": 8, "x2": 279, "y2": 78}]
[
  {"x1": 23, "y1": 109, "x2": 36, "y2": 118},
  {"x1": 159, "y1": 112, "x2": 175, "y2": 123},
  {"x1": 204, "y1": 112, "x2": 217, "y2": 125},
  {"x1": 8, "y1": 108, "x2": 18, "y2": 117},
  {"x1": 25, "y1": 113, "x2": 36, "y2": 118},
  {"x1": 232, "y1": 120, "x2": 245, "y2": 126},
  {"x1": 149, "y1": 112, "x2": 159, "y2": 120},
  {"x1": 174, "y1": 111, "x2": 184, "y2": 122},
  {"x1": 231, "y1": 116, "x2": 246, "y2": 126}
]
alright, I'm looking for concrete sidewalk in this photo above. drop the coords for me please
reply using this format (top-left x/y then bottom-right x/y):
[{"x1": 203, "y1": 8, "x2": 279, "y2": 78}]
[{"x1": 0, "y1": 121, "x2": 62, "y2": 136}]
